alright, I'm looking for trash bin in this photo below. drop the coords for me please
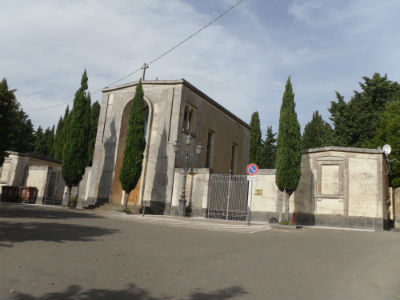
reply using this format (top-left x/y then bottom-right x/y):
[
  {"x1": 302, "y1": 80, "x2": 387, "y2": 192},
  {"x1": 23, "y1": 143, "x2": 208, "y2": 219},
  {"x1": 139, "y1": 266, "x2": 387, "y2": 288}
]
[
  {"x1": 19, "y1": 187, "x2": 38, "y2": 204},
  {"x1": 1, "y1": 186, "x2": 20, "y2": 202}
]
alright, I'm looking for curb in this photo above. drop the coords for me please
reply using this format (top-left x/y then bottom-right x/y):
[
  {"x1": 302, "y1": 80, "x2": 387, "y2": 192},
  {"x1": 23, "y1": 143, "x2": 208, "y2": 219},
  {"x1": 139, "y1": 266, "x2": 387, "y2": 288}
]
[{"x1": 271, "y1": 224, "x2": 303, "y2": 230}]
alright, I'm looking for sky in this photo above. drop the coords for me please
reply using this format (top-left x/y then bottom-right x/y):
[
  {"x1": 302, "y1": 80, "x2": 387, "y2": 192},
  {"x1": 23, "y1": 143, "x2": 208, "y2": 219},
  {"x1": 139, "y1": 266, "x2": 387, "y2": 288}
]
[{"x1": 1, "y1": 0, "x2": 400, "y2": 137}]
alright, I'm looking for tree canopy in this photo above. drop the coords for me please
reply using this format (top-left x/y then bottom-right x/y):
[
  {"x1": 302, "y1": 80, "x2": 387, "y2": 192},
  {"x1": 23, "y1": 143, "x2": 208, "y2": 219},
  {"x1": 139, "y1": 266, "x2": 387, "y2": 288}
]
[
  {"x1": 302, "y1": 110, "x2": 333, "y2": 150},
  {"x1": 0, "y1": 78, "x2": 35, "y2": 164},
  {"x1": 258, "y1": 126, "x2": 276, "y2": 169}
]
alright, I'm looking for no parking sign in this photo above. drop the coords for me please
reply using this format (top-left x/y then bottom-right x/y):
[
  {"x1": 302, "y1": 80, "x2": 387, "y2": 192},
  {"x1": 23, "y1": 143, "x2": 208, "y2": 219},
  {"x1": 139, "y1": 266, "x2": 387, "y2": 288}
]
[{"x1": 246, "y1": 163, "x2": 259, "y2": 176}]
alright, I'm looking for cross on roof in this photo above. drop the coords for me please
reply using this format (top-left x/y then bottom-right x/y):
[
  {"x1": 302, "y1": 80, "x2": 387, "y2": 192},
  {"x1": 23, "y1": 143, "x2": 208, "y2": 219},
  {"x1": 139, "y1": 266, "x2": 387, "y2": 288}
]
[{"x1": 141, "y1": 63, "x2": 149, "y2": 80}]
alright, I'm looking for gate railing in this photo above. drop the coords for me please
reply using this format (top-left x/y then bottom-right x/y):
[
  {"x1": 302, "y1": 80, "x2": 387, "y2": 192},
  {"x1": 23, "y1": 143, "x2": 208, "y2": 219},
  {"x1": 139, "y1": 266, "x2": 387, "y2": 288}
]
[{"x1": 206, "y1": 174, "x2": 249, "y2": 221}]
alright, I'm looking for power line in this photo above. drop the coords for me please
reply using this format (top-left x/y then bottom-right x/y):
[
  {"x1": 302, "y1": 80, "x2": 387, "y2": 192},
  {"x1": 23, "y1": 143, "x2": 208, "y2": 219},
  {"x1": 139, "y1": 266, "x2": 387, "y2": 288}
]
[{"x1": 26, "y1": 0, "x2": 243, "y2": 111}]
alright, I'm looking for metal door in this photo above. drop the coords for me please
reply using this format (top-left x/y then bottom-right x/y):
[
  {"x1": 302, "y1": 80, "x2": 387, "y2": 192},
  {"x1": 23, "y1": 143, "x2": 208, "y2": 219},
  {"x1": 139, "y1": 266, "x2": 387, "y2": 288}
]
[{"x1": 207, "y1": 174, "x2": 249, "y2": 221}]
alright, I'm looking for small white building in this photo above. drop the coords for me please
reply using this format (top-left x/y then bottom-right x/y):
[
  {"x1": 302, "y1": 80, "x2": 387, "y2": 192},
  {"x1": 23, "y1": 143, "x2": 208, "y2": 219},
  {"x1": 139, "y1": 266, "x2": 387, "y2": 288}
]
[{"x1": 0, "y1": 151, "x2": 65, "y2": 204}]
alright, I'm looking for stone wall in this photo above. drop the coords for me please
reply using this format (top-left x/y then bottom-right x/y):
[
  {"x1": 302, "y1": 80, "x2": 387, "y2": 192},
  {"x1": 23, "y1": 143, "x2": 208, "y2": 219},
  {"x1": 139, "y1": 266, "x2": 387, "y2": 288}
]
[
  {"x1": 77, "y1": 167, "x2": 92, "y2": 208},
  {"x1": 250, "y1": 169, "x2": 292, "y2": 222},
  {"x1": 294, "y1": 147, "x2": 388, "y2": 231},
  {"x1": 394, "y1": 188, "x2": 400, "y2": 230},
  {"x1": 167, "y1": 148, "x2": 389, "y2": 231},
  {"x1": 25, "y1": 165, "x2": 49, "y2": 204},
  {"x1": 170, "y1": 168, "x2": 210, "y2": 216}
]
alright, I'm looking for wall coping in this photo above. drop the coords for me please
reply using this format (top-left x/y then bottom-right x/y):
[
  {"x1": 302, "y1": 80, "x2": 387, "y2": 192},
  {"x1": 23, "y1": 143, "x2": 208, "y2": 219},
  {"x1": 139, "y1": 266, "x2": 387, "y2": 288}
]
[
  {"x1": 6, "y1": 151, "x2": 62, "y2": 165},
  {"x1": 257, "y1": 169, "x2": 276, "y2": 175},
  {"x1": 174, "y1": 168, "x2": 211, "y2": 175},
  {"x1": 302, "y1": 146, "x2": 385, "y2": 155}
]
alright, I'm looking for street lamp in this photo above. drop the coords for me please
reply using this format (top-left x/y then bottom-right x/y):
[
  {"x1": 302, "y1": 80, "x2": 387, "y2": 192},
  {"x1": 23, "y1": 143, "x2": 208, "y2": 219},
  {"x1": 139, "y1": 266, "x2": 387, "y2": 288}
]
[{"x1": 173, "y1": 135, "x2": 202, "y2": 216}]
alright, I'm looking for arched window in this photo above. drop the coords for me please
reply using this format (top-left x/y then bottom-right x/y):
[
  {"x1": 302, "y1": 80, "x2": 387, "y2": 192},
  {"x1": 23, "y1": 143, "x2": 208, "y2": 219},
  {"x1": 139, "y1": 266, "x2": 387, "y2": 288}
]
[{"x1": 182, "y1": 104, "x2": 196, "y2": 134}]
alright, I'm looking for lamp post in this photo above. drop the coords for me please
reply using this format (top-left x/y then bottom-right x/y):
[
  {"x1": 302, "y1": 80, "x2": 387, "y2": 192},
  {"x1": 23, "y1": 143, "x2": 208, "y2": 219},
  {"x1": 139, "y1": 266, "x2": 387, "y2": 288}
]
[{"x1": 173, "y1": 135, "x2": 202, "y2": 216}]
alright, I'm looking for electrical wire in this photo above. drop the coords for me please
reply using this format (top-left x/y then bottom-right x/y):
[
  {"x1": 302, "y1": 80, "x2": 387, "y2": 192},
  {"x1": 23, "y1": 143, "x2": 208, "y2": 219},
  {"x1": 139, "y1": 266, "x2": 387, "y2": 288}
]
[{"x1": 26, "y1": 0, "x2": 243, "y2": 111}]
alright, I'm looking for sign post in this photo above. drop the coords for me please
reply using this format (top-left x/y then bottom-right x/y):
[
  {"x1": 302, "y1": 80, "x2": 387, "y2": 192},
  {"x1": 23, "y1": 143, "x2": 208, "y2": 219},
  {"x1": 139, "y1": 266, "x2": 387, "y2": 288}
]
[{"x1": 246, "y1": 163, "x2": 258, "y2": 225}]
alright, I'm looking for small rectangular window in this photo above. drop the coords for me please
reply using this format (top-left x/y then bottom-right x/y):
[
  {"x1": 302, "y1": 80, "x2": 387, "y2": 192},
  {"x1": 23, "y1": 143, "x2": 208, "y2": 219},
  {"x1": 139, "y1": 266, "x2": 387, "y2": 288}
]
[
  {"x1": 230, "y1": 144, "x2": 237, "y2": 174},
  {"x1": 205, "y1": 131, "x2": 214, "y2": 168}
]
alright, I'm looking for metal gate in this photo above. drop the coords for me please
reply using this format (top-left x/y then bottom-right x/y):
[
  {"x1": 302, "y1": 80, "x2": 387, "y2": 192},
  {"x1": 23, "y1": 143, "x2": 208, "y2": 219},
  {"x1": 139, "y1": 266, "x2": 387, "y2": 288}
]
[{"x1": 207, "y1": 174, "x2": 249, "y2": 221}]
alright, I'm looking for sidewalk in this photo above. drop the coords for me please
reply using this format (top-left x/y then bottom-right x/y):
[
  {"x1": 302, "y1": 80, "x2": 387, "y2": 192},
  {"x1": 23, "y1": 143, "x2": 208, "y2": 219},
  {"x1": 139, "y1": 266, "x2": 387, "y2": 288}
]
[{"x1": 92, "y1": 209, "x2": 272, "y2": 234}]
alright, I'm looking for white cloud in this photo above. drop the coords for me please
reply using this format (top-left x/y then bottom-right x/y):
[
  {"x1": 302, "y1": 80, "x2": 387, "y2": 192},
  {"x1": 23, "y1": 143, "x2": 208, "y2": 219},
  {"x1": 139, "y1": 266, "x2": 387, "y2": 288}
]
[{"x1": 1, "y1": 0, "x2": 400, "y2": 138}]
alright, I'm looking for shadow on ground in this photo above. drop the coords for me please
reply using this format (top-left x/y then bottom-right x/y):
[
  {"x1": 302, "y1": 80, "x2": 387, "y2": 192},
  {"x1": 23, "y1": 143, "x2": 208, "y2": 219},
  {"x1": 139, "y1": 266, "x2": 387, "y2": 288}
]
[
  {"x1": 0, "y1": 203, "x2": 101, "y2": 219},
  {"x1": 0, "y1": 221, "x2": 118, "y2": 246},
  {"x1": 10, "y1": 284, "x2": 246, "y2": 300}
]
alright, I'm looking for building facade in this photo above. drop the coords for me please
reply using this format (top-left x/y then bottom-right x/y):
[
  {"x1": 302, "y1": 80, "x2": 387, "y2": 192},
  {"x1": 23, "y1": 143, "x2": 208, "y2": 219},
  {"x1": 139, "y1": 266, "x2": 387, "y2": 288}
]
[{"x1": 82, "y1": 79, "x2": 250, "y2": 213}]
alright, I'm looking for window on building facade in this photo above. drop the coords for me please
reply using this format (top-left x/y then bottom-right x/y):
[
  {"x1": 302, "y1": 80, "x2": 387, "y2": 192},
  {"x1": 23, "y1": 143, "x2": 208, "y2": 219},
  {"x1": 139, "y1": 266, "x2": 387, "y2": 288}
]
[
  {"x1": 182, "y1": 104, "x2": 196, "y2": 135},
  {"x1": 205, "y1": 131, "x2": 214, "y2": 168},
  {"x1": 230, "y1": 143, "x2": 237, "y2": 174}
]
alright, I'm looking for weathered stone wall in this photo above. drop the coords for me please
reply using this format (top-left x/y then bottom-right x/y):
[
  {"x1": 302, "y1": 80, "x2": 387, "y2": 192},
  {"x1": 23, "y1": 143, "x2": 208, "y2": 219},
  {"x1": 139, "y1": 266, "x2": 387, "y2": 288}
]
[
  {"x1": 175, "y1": 148, "x2": 388, "y2": 231},
  {"x1": 293, "y1": 147, "x2": 387, "y2": 231},
  {"x1": 77, "y1": 167, "x2": 92, "y2": 208},
  {"x1": 170, "y1": 168, "x2": 210, "y2": 216},
  {"x1": 26, "y1": 166, "x2": 49, "y2": 204},
  {"x1": 179, "y1": 85, "x2": 250, "y2": 175},
  {"x1": 394, "y1": 188, "x2": 400, "y2": 230},
  {"x1": 250, "y1": 169, "x2": 289, "y2": 222}
]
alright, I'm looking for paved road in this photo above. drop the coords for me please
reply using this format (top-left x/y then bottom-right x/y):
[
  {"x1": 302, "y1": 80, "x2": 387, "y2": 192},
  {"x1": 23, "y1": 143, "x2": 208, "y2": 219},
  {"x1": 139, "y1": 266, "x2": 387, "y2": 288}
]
[{"x1": 1, "y1": 202, "x2": 400, "y2": 300}]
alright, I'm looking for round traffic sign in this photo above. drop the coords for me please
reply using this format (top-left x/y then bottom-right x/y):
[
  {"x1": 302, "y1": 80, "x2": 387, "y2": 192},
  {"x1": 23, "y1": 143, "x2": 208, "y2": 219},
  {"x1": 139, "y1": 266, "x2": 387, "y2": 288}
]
[{"x1": 246, "y1": 163, "x2": 259, "y2": 175}]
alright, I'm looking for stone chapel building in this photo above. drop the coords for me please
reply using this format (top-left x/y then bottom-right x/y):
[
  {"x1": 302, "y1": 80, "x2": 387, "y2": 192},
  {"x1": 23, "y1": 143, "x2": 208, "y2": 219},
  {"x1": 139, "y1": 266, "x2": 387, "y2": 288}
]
[{"x1": 81, "y1": 79, "x2": 250, "y2": 213}]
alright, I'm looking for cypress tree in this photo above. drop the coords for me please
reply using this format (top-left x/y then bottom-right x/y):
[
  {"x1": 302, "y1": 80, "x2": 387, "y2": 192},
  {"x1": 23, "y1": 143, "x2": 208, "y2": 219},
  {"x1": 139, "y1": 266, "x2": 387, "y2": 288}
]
[
  {"x1": 301, "y1": 110, "x2": 334, "y2": 150},
  {"x1": 259, "y1": 126, "x2": 276, "y2": 169},
  {"x1": 53, "y1": 117, "x2": 64, "y2": 160},
  {"x1": 249, "y1": 111, "x2": 262, "y2": 165},
  {"x1": 119, "y1": 81, "x2": 146, "y2": 210},
  {"x1": 275, "y1": 77, "x2": 302, "y2": 222},
  {"x1": 62, "y1": 70, "x2": 91, "y2": 206},
  {"x1": 34, "y1": 126, "x2": 46, "y2": 155},
  {"x1": 87, "y1": 101, "x2": 100, "y2": 166},
  {"x1": 48, "y1": 126, "x2": 55, "y2": 156}
]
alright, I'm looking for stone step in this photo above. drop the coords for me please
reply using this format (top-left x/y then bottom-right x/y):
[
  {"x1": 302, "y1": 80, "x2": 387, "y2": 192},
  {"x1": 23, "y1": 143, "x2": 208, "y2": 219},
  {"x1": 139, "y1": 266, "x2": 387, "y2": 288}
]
[{"x1": 94, "y1": 202, "x2": 142, "y2": 213}]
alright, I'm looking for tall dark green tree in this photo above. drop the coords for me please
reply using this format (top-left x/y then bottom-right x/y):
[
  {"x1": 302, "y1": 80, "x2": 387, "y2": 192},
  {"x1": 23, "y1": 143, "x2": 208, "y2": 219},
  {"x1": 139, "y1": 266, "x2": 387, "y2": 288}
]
[
  {"x1": 328, "y1": 92, "x2": 352, "y2": 146},
  {"x1": 87, "y1": 101, "x2": 100, "y2": 166},
  {"x1": 329, "y1": 73, "x2": 400, "y2": 147},
  {"x1": 259, "y1": 126, "x2": 276, "y2": 169},
  {"x1": 53, "y1": 116, "x2": 64, "y2": 160},
  {"x1": 249, "y1": 111, "x2": 262, "y2": 165},
  {"x1": 0, "y1": 79, "x2": 35, "y2": 162},
  {"x1": 43, "y1": 126, "x2": 55, "y2": 157},
  {"x1": 34, "y1": 126, "x2": 46, "y2": 155},
  {"x1": 302, "y1": 110, "x2": 334, "y2": 150},
  {"x1": 275, "y1": 77, "x2": 302, "y2": 222},
  {"x1": 0, "y1": 79, "x2": 17, "y2": 164},
  {"x1": 119, "y1": 81, "x2": 146, "y2": 210},
  {"x1": 9, "y1": 109, "x2": 35, "y2": 153},
  {"x1": 62, "y1": 70, "x2": 91, "y2": 206},
  {"x1": 375, "y1": 101, "x2": 400, "y2": 187}
]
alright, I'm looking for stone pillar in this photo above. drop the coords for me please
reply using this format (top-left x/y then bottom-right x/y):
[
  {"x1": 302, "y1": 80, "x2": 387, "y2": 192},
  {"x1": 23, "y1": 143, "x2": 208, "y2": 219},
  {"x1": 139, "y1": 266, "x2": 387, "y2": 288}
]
[{"x1": 394, "y1": 188, "x2": 400, "y2": 230}]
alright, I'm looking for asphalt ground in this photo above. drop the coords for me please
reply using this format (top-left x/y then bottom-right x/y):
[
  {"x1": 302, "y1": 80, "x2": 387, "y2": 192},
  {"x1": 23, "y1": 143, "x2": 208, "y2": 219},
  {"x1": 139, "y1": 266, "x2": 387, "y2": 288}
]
[{"x1": 1, "y1": 202, "x2": 400, "y2": 300}]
